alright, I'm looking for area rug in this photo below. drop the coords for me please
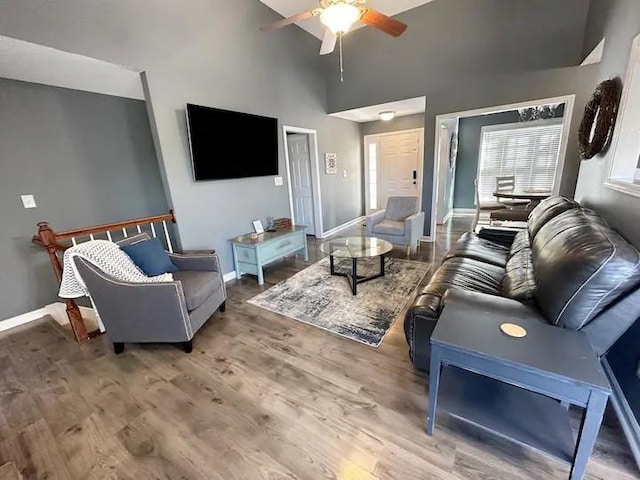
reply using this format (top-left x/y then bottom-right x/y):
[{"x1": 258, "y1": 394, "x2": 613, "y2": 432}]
[{"x1": 247, "y1": 257, "x2": 431, "y2": 347}]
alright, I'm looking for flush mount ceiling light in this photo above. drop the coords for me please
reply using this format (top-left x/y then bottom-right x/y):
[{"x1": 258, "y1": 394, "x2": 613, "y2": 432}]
[{"x1": 379, "y1": 110, "x2": 397, "y2": 121}]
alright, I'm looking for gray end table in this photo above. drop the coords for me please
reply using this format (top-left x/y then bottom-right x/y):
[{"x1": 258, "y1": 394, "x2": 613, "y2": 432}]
[{"x1": 427, "y1": 296, "x2": 611, "y2": 480}]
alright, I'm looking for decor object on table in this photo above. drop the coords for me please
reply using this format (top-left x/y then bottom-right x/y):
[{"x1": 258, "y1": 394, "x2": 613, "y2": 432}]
[
  {"x1": 365, "y1": 196, "x2": 425, "y2": 254},
  {"x1": 578, "y1": 79, "x2": 620, "y2": 160},
  {"x1": 260, "y1": 1, "x2": 407, "y2": 81},
  {"x1": 248, "y1": 256, "x2": 430, "y2": 347},
  {"x1": 273, "y1": 217, "x2": 292, "y2": 230},
  {"x1": 252, "y1": 220, "x2": 265, "y2": 234},
  {"x1": 318, "y1": 236, "x2": 393, "y2": 295},
  {"x1": 231, "y1": 226, "x2": 308, "y2": 285},
  {"x1": 325, "y1": 153, "x2": 337, "y2": 174}
]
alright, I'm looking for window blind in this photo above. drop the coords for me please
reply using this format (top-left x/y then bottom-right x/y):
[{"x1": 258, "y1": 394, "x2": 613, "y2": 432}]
[{"x1": 477, "y1": 121, "x2": 563, "y2": 204}]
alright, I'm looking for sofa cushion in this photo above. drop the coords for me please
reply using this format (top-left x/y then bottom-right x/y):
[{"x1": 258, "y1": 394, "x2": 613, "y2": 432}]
[
  {"x1": 532, "y1": 208, "x2": 640, "y2": 330},
  {"x1": 372, "y1": 219, "x2": 405, "y2": 236},
  {"x1": 173, "y1": 270, "x2": 223, "y2": 311},
  {"x1": 502, "y1": 248, "x2": 536, "y2": 302},
  {"x1": 443, "y1": 232, "x2": 510, "y2": 267},
  {"x1": 528, "y1": 195, "x2": 581, "y2": 240},
  {"x1": 414, "y1": 257, "x2": 505, "y2": 319},
  {"x1": 385, "y1": 196, "x2": 419, "y2": 222}
]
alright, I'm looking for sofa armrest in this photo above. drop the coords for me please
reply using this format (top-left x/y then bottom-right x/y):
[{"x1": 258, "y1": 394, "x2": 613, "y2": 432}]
[
  {"x1": 168, "y1": 252, "x2": 222, "y2": 272},
  {"x1": 442, "y1": 289, "x2": 547, "y2": 324},
  {"x1": 365, "y1": 210, "x2": 386, "y2": 235},
  {"x1": 405, "y1": 211, "x2": 425, "y2": 244},
  {"x1": 73, "y1": 258, "x2": 192, "y2": 343}
]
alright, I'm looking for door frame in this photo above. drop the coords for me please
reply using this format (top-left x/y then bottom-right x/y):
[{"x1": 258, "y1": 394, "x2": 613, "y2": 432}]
[
  {"x1": 282, "y1": 125, "x2": 323, "y2": 236},
  {"x1": 363, "y1": 127, "x2": 425, "y2": 215},
  {"x1": 430, "y1": 94, "x2": 575, "y2": 242}
]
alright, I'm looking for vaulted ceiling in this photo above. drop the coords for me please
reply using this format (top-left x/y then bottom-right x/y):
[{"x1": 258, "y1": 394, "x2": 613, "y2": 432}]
[{"x1": 259, "y1": 0, "x2": 436, "y2": 39}]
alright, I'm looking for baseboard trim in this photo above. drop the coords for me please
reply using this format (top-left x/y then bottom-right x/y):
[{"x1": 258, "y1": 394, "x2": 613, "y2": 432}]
[
  {"x1": 317, "y1": 216, "x2": 365, "y2": 239},
  {"x1": 223, "y1": 271, "x2": 237, "y2": 283},
  {"x1": 419, "y1": 235, "x2": 434, "y2": 243},
  {"x1": 452, "y1": 208, "x2": 477, "y2": 216},
  {"x1": 442, "y1": 210, "x2": 454, "y2": 224},
  {"x1": 0, "y1": 307, "x2": 49, "y2": 332}
]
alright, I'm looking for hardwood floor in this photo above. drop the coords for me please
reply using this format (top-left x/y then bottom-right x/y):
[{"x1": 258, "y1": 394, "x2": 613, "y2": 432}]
[{"x1": 0, "y1": 216, "x2": 637, "y2": 479}]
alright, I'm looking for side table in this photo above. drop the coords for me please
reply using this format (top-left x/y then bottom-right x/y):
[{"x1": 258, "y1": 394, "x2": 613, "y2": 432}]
[{"x1": 427, "y1": 293, "x2": 611, "y2": 480}]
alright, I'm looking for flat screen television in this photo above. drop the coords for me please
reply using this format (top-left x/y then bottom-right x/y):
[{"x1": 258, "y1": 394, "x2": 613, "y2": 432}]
[{"x1": 186, "y1": 103, "x2": 278, "y2": 181}]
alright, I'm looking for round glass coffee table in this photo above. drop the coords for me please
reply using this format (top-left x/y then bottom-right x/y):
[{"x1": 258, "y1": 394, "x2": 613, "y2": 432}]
[{"x1": 318, "y1": 236, "x2": 393, "y2": 295}]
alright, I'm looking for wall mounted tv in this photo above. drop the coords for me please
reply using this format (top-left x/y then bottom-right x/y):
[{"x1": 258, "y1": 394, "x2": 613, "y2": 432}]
[{"x1": 186, "y1": 103, "x2": 278, "y2": 181}]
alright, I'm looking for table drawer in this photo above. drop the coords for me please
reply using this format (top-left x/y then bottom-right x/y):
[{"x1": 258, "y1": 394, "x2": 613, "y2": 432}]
[
  {"x1": 235, "y1": 245, "x2": 257, "y2": 265},
  {"x1": 261, "y1": 233, "x2": 304, "y2": 261}
]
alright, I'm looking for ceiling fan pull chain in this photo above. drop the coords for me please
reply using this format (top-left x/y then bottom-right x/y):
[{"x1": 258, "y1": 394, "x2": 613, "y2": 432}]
[{"x1": 339, "y1": 32, "x2": 344, "y2": 83}]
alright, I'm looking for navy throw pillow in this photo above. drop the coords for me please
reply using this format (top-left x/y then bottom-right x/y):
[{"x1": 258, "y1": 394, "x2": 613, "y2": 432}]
[{"x1": 121, "y1": 238, "x2": 178, "y2": 276}]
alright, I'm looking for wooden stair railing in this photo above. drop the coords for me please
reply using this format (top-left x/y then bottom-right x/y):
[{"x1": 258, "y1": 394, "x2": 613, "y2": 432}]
[{"x1": 33, "y1": 211, "x2": 176, "y2": 343}]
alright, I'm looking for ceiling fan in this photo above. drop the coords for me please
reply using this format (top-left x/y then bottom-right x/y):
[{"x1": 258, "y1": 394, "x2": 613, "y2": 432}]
[{"x1": 261, "y1": 0, "x2": 408, "y2": 80}]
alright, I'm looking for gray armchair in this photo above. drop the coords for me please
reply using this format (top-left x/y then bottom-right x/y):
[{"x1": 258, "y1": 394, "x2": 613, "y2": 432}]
[
  {"x1": 365, "y1": 196, "x2": 425, "y2": 254},
  {"x1": 73, "y1": 251, "x2": 226, "y2": 354}
]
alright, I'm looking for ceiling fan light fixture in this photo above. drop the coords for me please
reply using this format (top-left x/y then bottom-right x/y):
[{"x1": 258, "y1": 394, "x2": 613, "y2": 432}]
[
  {"x1": 378, "y1": 110, "x2": 397, "y2": 121},
  {"x1": 320, "y1": 3, "x2": 362, "y2": 34}
]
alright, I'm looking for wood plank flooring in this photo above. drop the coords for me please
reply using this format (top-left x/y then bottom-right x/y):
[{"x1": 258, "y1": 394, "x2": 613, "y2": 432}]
[{"x1": 0, "y1": 217, "x2": 637, "y2": 479}]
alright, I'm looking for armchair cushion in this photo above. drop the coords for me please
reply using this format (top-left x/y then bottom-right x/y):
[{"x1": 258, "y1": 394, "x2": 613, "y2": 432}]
[
  {"x1": 372, "y1": 219, "x2": 405, "y2": 236},
  {"x1": 173, "y1": 270, "x2": 223, "y2": 311},
  {"x1": 121, "y1": 238, "x2": 178, "y2": 276}
]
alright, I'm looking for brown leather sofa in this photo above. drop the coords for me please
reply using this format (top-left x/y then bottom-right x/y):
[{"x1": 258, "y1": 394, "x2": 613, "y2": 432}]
[{"x1": 404, "y1": 195, "x2": 640, "y2": 372}]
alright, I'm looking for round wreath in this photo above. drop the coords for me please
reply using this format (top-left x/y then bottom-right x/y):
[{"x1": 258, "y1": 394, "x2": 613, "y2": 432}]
[{"x1": 578, "y1": 79, "x2": 620, "y2": 160}]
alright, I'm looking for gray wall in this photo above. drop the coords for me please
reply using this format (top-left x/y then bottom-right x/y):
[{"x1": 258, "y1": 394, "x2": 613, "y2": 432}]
[
  {"x1": 324, "y1": 0, "x2": 595, "y2": 235},
  {"x1": 574, "y1": 0, "x2": 640, "y2": 247},
  {"x1": 0, "y1": 78, "x2": 168, "y2": 320},
  {"x1": 0, "y1": 0, "x2": 363, "y2": 277},
  {"x1": 360, "y1": 113, "x2": 425, "y2": 136},
  {"x1": 453, "y1": 110, "x2": 521, "y2": 208}
]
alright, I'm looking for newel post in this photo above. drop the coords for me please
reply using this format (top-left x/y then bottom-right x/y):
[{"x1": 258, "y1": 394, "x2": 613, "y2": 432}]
[{"x1": 36, "y1": 222, "x2": 90, "y2": 343}]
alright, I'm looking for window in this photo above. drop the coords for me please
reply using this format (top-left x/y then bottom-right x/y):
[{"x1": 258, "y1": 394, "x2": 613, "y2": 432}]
[{"x1": 477, "y1": 120, "x2": 563, "y2": 204}]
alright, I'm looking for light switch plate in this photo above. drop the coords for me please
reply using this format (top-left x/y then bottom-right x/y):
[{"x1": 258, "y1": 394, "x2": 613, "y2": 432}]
[
  {"x1": 342, "y1": 170, "x2": 348, "y2": 178},
  {"x1": 274, "y1": 176, "x2": 284, "y2": 186},
  {"x1": 21, "y1": 194, "x2": 37, "y2": 209}
]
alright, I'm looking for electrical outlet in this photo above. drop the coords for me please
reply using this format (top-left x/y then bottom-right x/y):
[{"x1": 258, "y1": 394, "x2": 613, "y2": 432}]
[
  {"x1": 343, "y1": 170, "x2": 348, "y2": 178},
  {"x1": 274, "y1": 176, "x2": 284, "y2": 186},
  {"x1": 21, "y1": 194, "x2": 37, "y2": 209}
]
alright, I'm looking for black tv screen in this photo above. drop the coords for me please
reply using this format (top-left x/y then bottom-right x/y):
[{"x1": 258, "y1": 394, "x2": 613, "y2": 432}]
[{"x1": 186, "y1": 103, "x2": 278, "y2": 181}]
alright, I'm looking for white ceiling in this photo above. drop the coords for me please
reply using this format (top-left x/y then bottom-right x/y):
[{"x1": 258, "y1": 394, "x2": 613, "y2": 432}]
[
  {"x1": 259, "y1": 0, "x2": 435, "y2": 39},
  {"x1": 330, "y1": 96, "x2": 426, "y2": 122}
]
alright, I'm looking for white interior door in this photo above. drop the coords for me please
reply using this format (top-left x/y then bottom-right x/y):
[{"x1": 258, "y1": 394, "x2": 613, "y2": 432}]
[
  {"x1": 379, "y1": 131, "x2": 421, "y2": 207},
  {"x1": 287, "y1": 133, "x2": 315, "y2": 235}
]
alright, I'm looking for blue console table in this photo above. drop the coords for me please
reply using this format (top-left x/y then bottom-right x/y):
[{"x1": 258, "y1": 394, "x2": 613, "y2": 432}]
[{"x1": 231, "y1": 226, "x2": 308, "y2": 285}]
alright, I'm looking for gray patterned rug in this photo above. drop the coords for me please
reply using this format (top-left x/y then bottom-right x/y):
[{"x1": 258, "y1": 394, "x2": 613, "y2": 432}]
[{"x1": 248, "y1": 257, "x2": 431, "y2": 347}]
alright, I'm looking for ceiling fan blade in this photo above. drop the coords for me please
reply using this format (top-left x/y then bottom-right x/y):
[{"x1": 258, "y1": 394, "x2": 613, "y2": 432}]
[
  {"x1": 360, "y1": 9, "x2": 408, "y2": 37},
  {"x1": 261, "y1": 10, "x2": 318, "y2": 32},
  {"x1": 320, "y1": 30, "x2": 337, "y2": 55}
]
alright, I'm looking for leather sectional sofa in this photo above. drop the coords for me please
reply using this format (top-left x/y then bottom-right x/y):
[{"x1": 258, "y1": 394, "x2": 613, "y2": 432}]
[{"x1": 404, "y1": 195, "x2": 640, "y2": 372}]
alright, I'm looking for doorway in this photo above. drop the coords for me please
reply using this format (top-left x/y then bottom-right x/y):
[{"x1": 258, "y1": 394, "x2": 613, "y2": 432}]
[
  {"x1": 282, "y1": 126, "x2": 323, "y2": 237},
  {"x1": 430, "y1": 95, "x2": 575, "y2": 238},
  {"x1": 364, "y1": 128, "x2": 424, "y2": 214}
]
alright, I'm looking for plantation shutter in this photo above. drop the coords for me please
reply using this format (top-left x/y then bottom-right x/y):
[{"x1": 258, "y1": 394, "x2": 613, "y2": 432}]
[{"x1": 477, "y1": 120, "x2": 563, "y2": 204}]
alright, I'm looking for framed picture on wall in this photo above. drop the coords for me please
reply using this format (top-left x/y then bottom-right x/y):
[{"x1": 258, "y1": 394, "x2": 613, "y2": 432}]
[{"x1": 325, "y1": 153, "x2": 337, "y2": 174}]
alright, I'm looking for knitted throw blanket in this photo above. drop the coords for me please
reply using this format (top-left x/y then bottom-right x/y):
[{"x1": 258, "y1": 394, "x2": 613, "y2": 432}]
[{"x1": 59, "y1": 240, "x2": 173, "y2": 299}]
